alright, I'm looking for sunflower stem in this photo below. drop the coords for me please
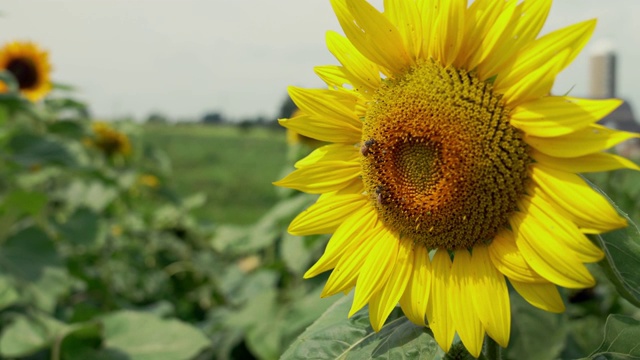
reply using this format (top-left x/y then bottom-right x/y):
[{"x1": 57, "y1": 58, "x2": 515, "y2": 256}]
[{"x1": 483, "y1": 336, "x2": 502, "y2": 360}]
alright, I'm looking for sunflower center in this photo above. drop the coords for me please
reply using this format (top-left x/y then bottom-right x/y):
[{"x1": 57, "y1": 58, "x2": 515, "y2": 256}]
[
  {"x1": 361, "y1": 60, "x2": 530, "y2": 250},
  {"x1": 6, "y1": 58, "x2": 39, "y2": 89}
]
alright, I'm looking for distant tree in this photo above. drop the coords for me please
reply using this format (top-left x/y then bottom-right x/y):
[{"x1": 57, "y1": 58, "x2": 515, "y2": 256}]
[
  {"x1": 201, "y1": 111, "x2": 225, "y2": 125},
  {"x1": 146, "y1": 112, "x2": 170, "y2": 124},
  {"x1": 278, "y1": 95, "x2": 297, "y2": 119}
]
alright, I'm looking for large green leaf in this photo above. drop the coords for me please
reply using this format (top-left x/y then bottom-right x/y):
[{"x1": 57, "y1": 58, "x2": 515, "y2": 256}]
[
  {"x1": 24, "y1": 267, "x2": 73, "y2": 313},
  {"x1": 592, "y1": 210, "x2": 640, "y2": 307},
  {"x1": 58, "y1": 207, "x2": 101, "y2": 246},
  {"x1": 281, "y1": 293, "x2": 441, "y2": 360},
  {"x1": 504, "y1": 290, "x2": 568, "y2": 360},
  {"x1": 100, "y1": 311, "x2": 210, "y2": 360},
  {"x1": 48, "y1": 120, "x2": 87, "y2": 139},
  {"x1": 0, "y1": 190, "x2": 48, "y2": 216},
  {"x1": 0, "y1": 226, "x2": 62, "y2": 282},
  {"x1": 8, "y1": 133, "x2": 76, "y2": 167},
  {"x1": 0, "y1": 313, "x2": 67, "y2": 358},
  {"x1": 0, "y1": 275, "x2": 19, "y2": 311},
  {"x1": 584, "y1": 315, "x2": 640, "y2": 359}
]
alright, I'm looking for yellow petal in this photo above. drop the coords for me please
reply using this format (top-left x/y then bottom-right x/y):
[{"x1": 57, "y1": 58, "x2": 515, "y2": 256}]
[
  {"x1": 510, "y1": 279, "x2": 565, "y2": 313},
  {"x1": 384, "y1": 0, "x2": 422, "y2": 61},
  {"x1": 368, "y1": 238, "x2": 414, "y2": 331},
  {"x1": 289, "y1": 193, "x2": 369, "y2": 236},
  {"x1": 273, "y1": 159, "x2": 360, "y2": 194},
  {"x1": 431, "y1": 0, "x2": 465, "y2": 67},
  {"x1": 294, "y1": 143, "x2": 358, "y2": 169},
  {"x1": 532, "y1": 150, "x2": 640, "y2": 173},
  {"x1": 459, "y1": 0, "x2": 515, "y2": 70},
  {"x1": 288, "y1": 86, "x2": 362, "y2": 130},
  {"x1": 495, "y1": 20, "x2": 596, "y2": 92},
  {"x1": 425, "y1": 249, "x2": 455, "y2": 353},
  {"x1": 350, "y1": 227, "x2": 399, "y2": 317},
  {"x1": 325, "y1": 31, "x2": 380, "y2": 94},
  {"x1": 526, "y1": 124, "x2": 640, "y2": 158},
  {"x1": 330, "y1": 0, "x2": 411, "y2": 74},
  {"x1": 278, "y1": 114, "x2": 360, "y2": 143},
  {"x1": 314, "y1": 65, "x2": 352, "y2": 90},
  {"x1": 510, "y1": 211, "x2": 595, "y2": 289},
  {"x1": 522, "y1": 194, "x2": 604, "y2": 263},
  {"x1": 476, "y1": 0, "x2": 552, "y2": 80},
  {"x1": 321, "y1": 222, "x2": 386, "y2": 297},
  {"x1": 471, "y1": 246, "x2": 511, "y2": 348},
  {"x1": 530, "y1": 164, "x2": 627, "y2": 232},
  {"x1": 449, "y1": 250, "x2": 485, "y2": 358},
  {"x1": 399, "y1": 244, "x2": 431, "y2": 326},
  {"x1": 305, "y1": 205, "x2": 378, "y2": 278},
  {"x1": 510, "y1": 97, "x2": 622, "y2": 137},
  {"x1": 488, "y1": 229, "x2": 546, "y2": 283},
  {"x1": 498, "y1": 48, "x2": 569, "y2": 107},
  {"x1": 416, "y1": 0, "x2": 437, "y2": 61}
]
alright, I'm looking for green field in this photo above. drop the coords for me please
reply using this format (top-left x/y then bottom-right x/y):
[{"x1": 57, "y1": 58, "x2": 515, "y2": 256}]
[{"x1": 141, "y1": 124, "x2": 288, "y2": 225}]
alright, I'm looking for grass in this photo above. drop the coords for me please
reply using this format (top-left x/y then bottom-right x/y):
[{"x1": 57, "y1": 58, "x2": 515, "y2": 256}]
[{"x1": 141, "y1": 124, "x2": 288, "y2": 225}]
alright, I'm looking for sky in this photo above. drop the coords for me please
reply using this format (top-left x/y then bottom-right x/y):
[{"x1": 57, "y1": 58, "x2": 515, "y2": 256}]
[{"x1": 1, "y1": 0, "x2": 639, "y2": 122}]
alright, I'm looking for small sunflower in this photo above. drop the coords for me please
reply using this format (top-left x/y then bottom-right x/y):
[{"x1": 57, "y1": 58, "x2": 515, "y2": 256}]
[
  {"x1": 138, "y1": 174, "x2": 160, "y2": 189},
  {"x1": 89, "y1": 121, "x2": 132, "y2": 157},
  {"x1": 274, "y1": 0, "x2": 639, "y2": 356},
  {"x1": 0, "y1": 41, "x2": 52, "y2": 101}
]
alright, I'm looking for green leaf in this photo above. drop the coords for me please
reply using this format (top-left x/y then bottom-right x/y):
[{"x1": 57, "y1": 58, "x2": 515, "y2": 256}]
[
  {"x1": 1, "y1": 190, "x2": 48, "y2": 216},
  {"x1": 504, "y1": 290, "x2": 568, "y2": 360},
  {"x1": 0, "y1": 226, "x2": 62, "y2": 282},
  {"x1": 0, "y1": 275, "x2": 19, "y2": 311},
  {"x1": 8, "y1": 133, "x2": 76, "y2": 167},
  {"x1": 592, "y1": 210, "x2": 640, "y2": 308},
  {"x1": 100, "y1": 311, "x2": 210, "y2": 360},
  {"x1": 585, "y1": 315, "x2": 640, "y2": 359},
  {"x1": 0, "y1": 313, "x2": 67, "y2": 358},
  {"x1": 24, "y1": 267, "x2": 73, "y2": 313},
  {"x1": 58, "y1": 207, "x2": 101, "y2": 246},
  {"x1": 59, "y1": 322, "x2": 109, "y2": 360},
  {"x1": 281, "y1": 294, "x2": 440, "y2": 360},
  {"x1": 48, "y1": 120, "x2": 86, "y2": 139}
]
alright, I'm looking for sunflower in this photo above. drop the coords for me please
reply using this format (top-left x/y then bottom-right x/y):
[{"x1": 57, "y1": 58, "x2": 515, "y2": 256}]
[
  {"x1": 0, "y1": 41, "x2": 52, "y2": 101},
  {"x1": 89, "y1": 121, "x2": 132, "y2": 157},
  {"x1": 274, "y1": 0, "x2": 639, "y2": 356}
]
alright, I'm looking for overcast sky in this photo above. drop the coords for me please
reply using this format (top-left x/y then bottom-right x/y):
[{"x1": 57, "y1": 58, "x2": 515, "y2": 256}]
[{"x1": 1, "y1": 0, "x2": 639, "y2": 122}]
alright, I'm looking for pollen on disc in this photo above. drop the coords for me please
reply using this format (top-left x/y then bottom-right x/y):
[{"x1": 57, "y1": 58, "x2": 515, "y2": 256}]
[{"x1": 360, "y1": 59, "x2": 530, "y2": 250}]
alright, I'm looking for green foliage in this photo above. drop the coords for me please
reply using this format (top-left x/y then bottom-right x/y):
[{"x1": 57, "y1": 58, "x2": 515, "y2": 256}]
[
  {"x1": 586, "y1": 315, "x2": 640, "y2": 359},
  {"x1": 141, "y1": 124, "x2": 288, "y2": 225},
  {"x1": 0, "y1": 82, "x2": 328, "y2": 359},
  {"x1": 282, "y1": 294, "x2": 443, "y2": 360}
]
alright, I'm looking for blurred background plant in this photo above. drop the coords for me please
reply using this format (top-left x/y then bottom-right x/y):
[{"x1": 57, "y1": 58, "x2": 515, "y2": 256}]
[{"x1": 0, "y1": 42, "x2": 338, "y2": 359}]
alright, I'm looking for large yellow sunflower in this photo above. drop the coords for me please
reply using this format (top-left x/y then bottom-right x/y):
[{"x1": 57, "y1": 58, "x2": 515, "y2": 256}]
[
  {"x1": 0, "y1": 41, "x2": 52, "y2": 102},
  {"x1": 274, "y1": 0, "x2": 639, "y2": 357}
]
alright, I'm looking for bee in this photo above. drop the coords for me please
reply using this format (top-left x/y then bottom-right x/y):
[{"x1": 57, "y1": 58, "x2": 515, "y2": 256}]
[
  {"x1": 375, "y1": 184, "x2": 387, "y2": 206},
  {"x1": 360, "y1": 139, "x2": 375, "y2": 156}
]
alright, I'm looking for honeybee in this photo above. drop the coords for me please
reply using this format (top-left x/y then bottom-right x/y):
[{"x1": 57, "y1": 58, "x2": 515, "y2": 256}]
[
  {"x1": 375, "y1": 184, "x2": 387, "y2": 206},
  {"x1": 360, "y1": 139, "x2": 375, "y2": 156}
]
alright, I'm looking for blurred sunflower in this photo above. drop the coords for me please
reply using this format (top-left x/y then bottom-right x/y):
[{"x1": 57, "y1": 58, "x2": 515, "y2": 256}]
[
  {"x1": 89, "y1": 122, "x2": 132, "y2": 157},
  {"x1": 0, "y1": 41, "x2": 52, "y2": 101},
  {"x1": 274, "y1": 0, "x2": 639, "y2": 356},
  {"x1": 138, "y1": 174, "x2": 160, "y2": 189}
]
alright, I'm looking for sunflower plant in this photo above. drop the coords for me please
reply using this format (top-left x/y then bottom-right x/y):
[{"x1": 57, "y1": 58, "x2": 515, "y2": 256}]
[{"x1": 275, "y1": 0, "x2": 640, "y2": 359}]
